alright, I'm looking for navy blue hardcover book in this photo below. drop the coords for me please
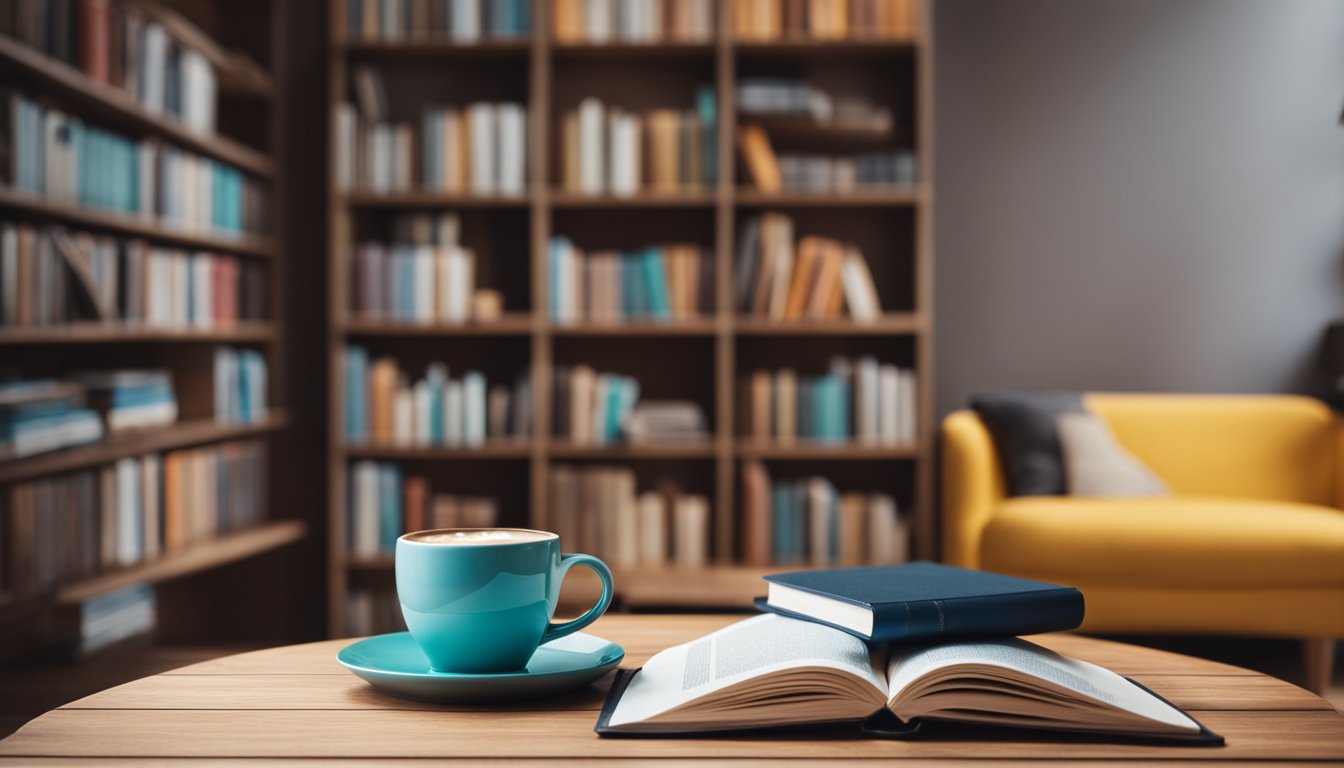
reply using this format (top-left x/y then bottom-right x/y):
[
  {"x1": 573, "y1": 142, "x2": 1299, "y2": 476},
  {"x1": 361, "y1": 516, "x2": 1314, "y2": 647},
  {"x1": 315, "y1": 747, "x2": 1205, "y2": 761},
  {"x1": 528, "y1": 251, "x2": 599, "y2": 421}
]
[{"x1": 755, "y1": 561, "x2": 1085, "y2": 644}]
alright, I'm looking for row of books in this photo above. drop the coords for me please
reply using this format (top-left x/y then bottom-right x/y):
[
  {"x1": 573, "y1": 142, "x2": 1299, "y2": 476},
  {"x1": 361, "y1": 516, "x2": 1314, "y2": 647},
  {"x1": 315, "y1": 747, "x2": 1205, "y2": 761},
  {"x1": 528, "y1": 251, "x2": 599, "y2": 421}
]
[
  {"x1": 552, "y1": 0, "x2": 714, "y2": 43},
  {"x1": 740, "y1": 461, "x2": 908, "y2": 566},
  {"x1": 559, "y1": 92, "x2": 716, "y2": 196},
  {"x1": 778, "y1": 151, "x2": 916, "y2": 192},
  {"x1": 5, "y1": 94, "x2": 263, "y2": 235},
  {"x1": 0, "y1": 222, "x2": 265, "y2": 329},
  {"x1": 335, "y1": 101, "x2": 526, "y2": 196},
  {"x1": 738, "y1": 78, "x2": 894, "y2": 131},
  {"x1": 340, "y1": 0, "x2": 531, "y2": 41},
  {"x1": 343, "y1": 347, "x2": 532, "y2": 446},
  {"x1": 1, "y1": 439, "x2": 267, "y2": 597},
  {"x1": 347, "y1": 242, "x2": 482, "y2": 323},
  {"x1": 347, "y1": 461, "x2": 501, "y2": 556},
  {"x1": 733, "y1": 0, "x2": 919, "y2": 41},
  {"x1": 345, "y1": 588, "x2": 405, "y2": 637},
  {"x1": 0, "y1": 370, "x2": 177, "y2": 459},
  {"x1": 551, "y1": 365, "x2": 638, "y2": 446},
  {"x1": 743, "y1": 359, "x2": 916, "y2": 443},
  {"x1": 735, "y1": 213, "x2": 883, "y2": 321},
  {"x1": 548, "y1": 237, "x2": 713, "y2": 323},
  {"x1": 3, "y1": 0, "x2": 221, "y2": 134},
  {"x1": 214, "y1": 347, "x2": 268, "y2": 425},
  {"x1": 548, "y1": 464, "x2": 710, "y2": 567}
]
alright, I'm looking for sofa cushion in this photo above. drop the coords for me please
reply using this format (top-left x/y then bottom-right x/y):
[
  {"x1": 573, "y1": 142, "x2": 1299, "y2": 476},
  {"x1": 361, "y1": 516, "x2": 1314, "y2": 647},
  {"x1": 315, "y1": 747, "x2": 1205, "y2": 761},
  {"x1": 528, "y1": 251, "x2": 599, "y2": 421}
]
[
  {"x1": 1057, "y1": 412, "x2": 1168, "y2": 497},
  {"x1": 970, "y1": 391, "x2": 1084, "y2": 497},
  {"x1": 980, "y1": 496, "x2": 1344, "y2": 588}
]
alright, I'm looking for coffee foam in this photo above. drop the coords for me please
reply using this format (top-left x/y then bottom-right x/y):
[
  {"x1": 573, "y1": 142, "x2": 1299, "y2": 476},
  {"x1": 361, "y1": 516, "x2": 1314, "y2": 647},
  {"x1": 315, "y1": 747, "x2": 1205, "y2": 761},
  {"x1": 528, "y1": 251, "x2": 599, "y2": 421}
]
[{"x1": 406, "y1": 529, "x2": 554, "y2": 545}]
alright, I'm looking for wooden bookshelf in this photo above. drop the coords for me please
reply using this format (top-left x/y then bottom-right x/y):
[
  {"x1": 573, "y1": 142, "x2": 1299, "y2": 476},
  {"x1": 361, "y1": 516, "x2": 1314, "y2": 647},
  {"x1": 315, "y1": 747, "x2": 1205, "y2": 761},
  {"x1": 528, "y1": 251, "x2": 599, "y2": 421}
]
[
  {"x1": 326, "y1": 0, "x2": 935, "y2": 633},
  {"x1": 0, "y1": 1, "x2": 299, "y2": 652}
]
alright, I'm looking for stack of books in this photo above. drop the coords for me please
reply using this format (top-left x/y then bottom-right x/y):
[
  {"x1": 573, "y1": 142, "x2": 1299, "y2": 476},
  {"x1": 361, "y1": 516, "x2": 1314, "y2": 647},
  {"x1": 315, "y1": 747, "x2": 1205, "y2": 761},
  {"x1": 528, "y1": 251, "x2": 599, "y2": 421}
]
[
  {"x1": 624, "y1": 401, "x2": 708, "y2": 445},
  {"x1": 5, "y1": 93, "x2": 263, "y2": 235},
  {"x1": 559, "y1": 90, "x2": 716, "y2": 196},
  {"x1": 740, "y1": 125, "x2": 915, "y2": 194},
  {"x1": 345, "y1": 588, "x2": 404, "y2": 637},
  {"x1": 74, "y1": 584, "x2": 156, "y2": 658},
  {"x1": 334, "y1": 68, "x2": 526, "y2": 196},
  {"x1": 738, "y1": 78, "x2": 894, "y2": 133},
  {"x1": 340, "y1": 0, "x2": 532, "y2": 41},
  {"x1": 548, "y1": 237, "x2": 712, "y2": 323},
  {"x1": 0, "y1": 223, "x2": 266, "y2": 329},
  {"x1": 743, "y1": 358, "x2": 916, "y2": 444},
  {"x1": 735, "y1": 214, "x2": 883, "y2": 322},
  {"x1": 1, "y1": 439, "x2": 267, "y2": 598},
  {"x1": 552, "y1": 0, "x2": 714, "y2": 42},
  {"x1": 548, "y1": 464, "x2": 710, "y2": 567},
  {"x1": 213, "y1": 347, "x2": 268, "y2": 425},
  {"x1": 732, "y1": 0, "x2": 918, "y2": 40},
  {"x1": 0, "y1": 378, "x2": 103, "y2": 459},
  {"x1": 343, "y1": 346, "x2": 531, "y2": 446},
  {"x1": 739, "y1": 461, "x2": 906, "y2": 566},
  {"x1": 550, "y1": 365, "x2": 639, "y2": 446},
  {"x1": 4, "y1": 0, "x2": 226, "y2": 134},
  {"x1": 75, "y1": 369, "x2": 177, "y2": 433},
  {"x1": 347, "y1": 461, "x2": 500, "y2": 556}
]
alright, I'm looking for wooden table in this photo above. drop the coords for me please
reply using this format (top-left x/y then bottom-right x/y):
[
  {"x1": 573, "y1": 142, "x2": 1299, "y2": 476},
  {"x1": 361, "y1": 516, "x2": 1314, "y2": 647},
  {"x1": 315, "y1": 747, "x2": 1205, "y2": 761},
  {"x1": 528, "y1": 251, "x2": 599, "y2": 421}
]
[{"x1": 2, "y1": 614, "x2": 1341, "y2": 766}]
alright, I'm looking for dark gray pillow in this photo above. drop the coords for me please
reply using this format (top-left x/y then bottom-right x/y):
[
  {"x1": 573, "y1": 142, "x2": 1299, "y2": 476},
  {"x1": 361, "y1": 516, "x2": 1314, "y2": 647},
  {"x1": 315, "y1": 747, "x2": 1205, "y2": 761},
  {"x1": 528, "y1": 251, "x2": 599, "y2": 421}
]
[{"x1": 970, "y1": 391, "x2": 1084, "y2": 496}]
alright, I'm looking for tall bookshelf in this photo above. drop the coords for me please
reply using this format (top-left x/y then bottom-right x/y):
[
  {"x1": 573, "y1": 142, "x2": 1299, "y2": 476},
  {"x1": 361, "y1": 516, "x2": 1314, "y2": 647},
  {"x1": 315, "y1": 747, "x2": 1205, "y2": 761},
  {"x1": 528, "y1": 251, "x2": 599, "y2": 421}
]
[
  {"x1": 0, "y1": 0, "x2": 302, "y2": 653},
  {"x1": 327, "y1": 0, "x2": 934, "y2": 635}
]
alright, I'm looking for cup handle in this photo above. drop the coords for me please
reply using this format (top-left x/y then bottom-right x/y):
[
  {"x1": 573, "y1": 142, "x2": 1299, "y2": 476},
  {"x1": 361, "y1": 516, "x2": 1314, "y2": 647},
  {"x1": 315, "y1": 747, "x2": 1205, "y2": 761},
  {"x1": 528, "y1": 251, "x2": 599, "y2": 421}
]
[{"x1": 541, "y1": 553, "x2": 614, "y2": 645}]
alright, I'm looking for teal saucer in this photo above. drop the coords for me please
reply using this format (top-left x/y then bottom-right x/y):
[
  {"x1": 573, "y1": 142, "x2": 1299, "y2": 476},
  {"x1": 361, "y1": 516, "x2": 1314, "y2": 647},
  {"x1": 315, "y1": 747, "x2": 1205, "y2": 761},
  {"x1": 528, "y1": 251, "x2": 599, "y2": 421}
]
[{"x1": 337, "y1": 631, "x2": 625, "y2": 703}]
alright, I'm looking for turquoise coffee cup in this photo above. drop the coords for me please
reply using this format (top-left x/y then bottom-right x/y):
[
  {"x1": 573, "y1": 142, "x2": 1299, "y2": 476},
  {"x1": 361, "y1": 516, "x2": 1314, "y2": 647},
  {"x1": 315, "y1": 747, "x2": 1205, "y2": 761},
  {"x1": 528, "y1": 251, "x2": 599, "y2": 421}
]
[{"x1": 395, "y1": 528, "x2": 614, "y2": 674}]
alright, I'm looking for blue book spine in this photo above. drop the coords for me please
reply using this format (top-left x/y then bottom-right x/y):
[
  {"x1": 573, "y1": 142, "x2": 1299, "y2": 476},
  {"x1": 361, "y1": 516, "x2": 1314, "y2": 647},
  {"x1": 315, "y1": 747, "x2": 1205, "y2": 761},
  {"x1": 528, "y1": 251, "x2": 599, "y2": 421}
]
[
  {"x1": 345, "y1": 346, "x2": 368, "y2": 441},
  {"x1": 771, "y1": 483, "x2": 788, "y2": 562},
  {"x1": 548, "y1": 237, "x2": 568, "y2": 321},
  {"x1": 427, "y1": 364, "x2": 446, "y2": 444},
  {"x1": 378, "y1": 463, "x2": 403, "y2": 552}
]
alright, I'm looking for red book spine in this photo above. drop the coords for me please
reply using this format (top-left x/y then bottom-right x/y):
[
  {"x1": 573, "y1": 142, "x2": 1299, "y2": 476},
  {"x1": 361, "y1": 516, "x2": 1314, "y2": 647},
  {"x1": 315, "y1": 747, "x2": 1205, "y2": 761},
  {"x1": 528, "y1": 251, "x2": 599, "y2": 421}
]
[{"x1": 80, "y1": 0, "x2": 111, "y2": 82}]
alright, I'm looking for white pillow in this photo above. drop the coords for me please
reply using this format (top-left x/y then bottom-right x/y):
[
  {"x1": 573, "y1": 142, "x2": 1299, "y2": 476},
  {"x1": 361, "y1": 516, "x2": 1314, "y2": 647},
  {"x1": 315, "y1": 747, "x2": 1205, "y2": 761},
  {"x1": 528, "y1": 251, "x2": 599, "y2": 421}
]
[{"x1": 1056, "y1": 412, "x2": 1168, "y2": 497}]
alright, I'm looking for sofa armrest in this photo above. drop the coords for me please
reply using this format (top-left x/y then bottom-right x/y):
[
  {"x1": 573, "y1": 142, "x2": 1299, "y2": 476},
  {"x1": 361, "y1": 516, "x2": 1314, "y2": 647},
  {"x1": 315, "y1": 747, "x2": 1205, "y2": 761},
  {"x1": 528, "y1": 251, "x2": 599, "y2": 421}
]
[{"x1": 941, "y1": 410, "x2": 1007, "y2": 568}]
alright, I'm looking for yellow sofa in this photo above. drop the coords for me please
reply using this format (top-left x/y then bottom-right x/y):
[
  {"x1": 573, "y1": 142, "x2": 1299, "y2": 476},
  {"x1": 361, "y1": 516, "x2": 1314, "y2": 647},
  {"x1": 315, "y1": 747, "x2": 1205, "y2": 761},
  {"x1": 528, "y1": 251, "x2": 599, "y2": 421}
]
[{"x1": 942, "y1": 394, "x2": 1344, "y2": 692}]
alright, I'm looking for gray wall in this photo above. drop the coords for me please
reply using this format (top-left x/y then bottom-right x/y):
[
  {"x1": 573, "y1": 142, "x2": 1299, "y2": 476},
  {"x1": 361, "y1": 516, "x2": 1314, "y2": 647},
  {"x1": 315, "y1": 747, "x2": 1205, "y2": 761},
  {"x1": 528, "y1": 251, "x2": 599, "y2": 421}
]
[{"x1": 934, "y1": 0, "x2": 1344, "y2": 416}]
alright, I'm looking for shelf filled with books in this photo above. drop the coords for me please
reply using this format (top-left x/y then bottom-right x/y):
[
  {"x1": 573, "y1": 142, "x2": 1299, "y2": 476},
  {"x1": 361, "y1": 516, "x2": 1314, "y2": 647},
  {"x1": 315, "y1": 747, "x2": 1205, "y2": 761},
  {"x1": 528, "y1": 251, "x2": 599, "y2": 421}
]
[
  {"x1": 327, "y1": 0, "x2": 934, "y2": 635},
  {"x1": 0, "y1": 0, "x2": 297, "y2": 657}
]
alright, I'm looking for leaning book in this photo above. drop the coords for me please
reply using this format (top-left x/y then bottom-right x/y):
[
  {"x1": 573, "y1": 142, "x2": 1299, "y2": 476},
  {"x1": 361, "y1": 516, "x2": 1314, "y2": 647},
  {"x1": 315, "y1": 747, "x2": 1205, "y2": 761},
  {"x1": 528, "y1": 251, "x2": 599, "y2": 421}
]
[{"x1": 596, "y1": 614, "x2": 1222, "y2": 744}]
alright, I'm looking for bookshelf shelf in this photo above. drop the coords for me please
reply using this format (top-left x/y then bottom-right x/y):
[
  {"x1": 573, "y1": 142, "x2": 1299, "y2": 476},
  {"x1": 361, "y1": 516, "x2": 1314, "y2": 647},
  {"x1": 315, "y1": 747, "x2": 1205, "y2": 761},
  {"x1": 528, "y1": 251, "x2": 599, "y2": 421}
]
[
  {"x1": 344, "y1": 441, "x2": 532, "y2": 459},
  {"x1": 735, "y1": 440, "x2": 922, "y2": 460},
  {"x1": 734, "y1": 314, "x2": 924, "y2": 336},
  {"x1": 548, "y1": 191, "x2": 716, "y2": 208},
  {"x1": 344, "y1": 193, "x2": 531, "y2": 209},
  {"x1": 0, "y1": 322, "x2": 280, "y2": 346},
  {"x1": 54, "y1": 520, "x2": 307, "y2": 605},
  {"x1": 337, "y1": 39, "x2": 532, "y2": 58},
  {"x1": 550, "y1": 320, "x2": 717, "y2": 336},
  {"x1": 548, "y1": 441, "x2": 717, "y2": 459},
  {"x1": 734, "y1": 188, "x2": 923, "y2": 207},
  {"x1": 343, "y1": 315, "x2": 536, "y2": 336},
  {"x1": 0, "y1": 413, "x2": 290, "y2": 486},
  {"x1": 0, "y1": 188, "x2": 279, "y2": 257},
  {"x1": 0, "y1": 37, "x2": 275, "y2": 177},
  {"x1": 551, "y1": 42, "x2": 715, "y2": 59},
  {"x1": 327, "y1": 0, "x2": 936, "y2": 627}
]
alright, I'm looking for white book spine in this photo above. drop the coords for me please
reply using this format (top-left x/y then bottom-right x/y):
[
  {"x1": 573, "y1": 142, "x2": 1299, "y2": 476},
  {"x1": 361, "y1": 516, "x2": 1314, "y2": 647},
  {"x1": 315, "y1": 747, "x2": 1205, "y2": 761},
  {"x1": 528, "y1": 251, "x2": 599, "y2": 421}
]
[
  {"x1": 590, "y1": 376, "x2": 609, "y2": 446},
  {"x1": 867, "y1": 494, "x2": 906, "y2": 564},
  {"x1": 897, "y1": 368, "x2": 917, "y2": 444},
  {"x1": 807, "y1": 479, "x2": 831, "y2": 567},
  {"x1": 468, "y1": 104, "x2": 497, "y2": 195},
  {"x1": 353, "y1": 461, "x2": 380, "y2": 557},
  {"x1": 878, "y1": 364, "x2": 900, "y2": 446},
  {"x1": 141, "y1": 455, "x2": 161, "y2": 559},
  {"x1": 451, "y1": 0, "x2": 480, "y2": 42},
  {"x1": 636, "y1": 491, "x2": 666, "y2": 566},
  {"x1": 578, "y1": 98, "x2": 605, "y2": 195},
  {"x1": 191, "y1": 254, "x2": 212, "y2": 328},
  {"x1": 141, "y1": 24, "x2": 167, "y2": 113},
  {"x1": 392, "y1": 386, "x2": 414, "y2": 446},
  {"x1": 444, "y1": 379, "x2": 464, "y2": 446},
  {"x1": 610, "y1": 113, "x2": 639, "y2": 197},
  {"x1": 412, "y1": 379, "x2": 433, "y2": 446},
  {"x1": 445, "y1": 246, "x2": 472, "y2": 323},
  {"x1": 672, "y1": 495, "x2": 708, "y2": 567},
  {"x1": 115, "y1": 457, "x2": 140, "y2": 567},
  {"x1": 497, "y1": 104, "x2": 525, "y2": 196},
  {"x1": 586, "y1": 0, "x2": 612, "y2": 41},
  {"x1": 614, "y1": 470, "x2": 638, "y2": 567},
  {"x1": 463, "y1": 372, "x2": 487, "y2": 446},
  {"x1": 856, "y1": 357, "x2": 879, "y2": 444}
]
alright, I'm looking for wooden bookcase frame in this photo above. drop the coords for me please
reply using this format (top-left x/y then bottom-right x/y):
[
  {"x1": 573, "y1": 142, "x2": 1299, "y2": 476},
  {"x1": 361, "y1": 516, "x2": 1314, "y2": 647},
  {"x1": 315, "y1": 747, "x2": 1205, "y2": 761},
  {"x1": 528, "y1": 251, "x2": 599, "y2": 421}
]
[{"x1": 326, "y1": 0, "x2": 934, "y2": 635}]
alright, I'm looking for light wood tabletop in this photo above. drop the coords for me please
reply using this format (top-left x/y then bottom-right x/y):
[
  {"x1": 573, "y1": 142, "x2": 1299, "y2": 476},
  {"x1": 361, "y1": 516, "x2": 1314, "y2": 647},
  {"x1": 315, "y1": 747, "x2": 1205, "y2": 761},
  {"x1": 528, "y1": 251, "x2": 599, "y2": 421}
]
[{"x1": 1, "y1": 614, "x2": 1341, "y2": 766}]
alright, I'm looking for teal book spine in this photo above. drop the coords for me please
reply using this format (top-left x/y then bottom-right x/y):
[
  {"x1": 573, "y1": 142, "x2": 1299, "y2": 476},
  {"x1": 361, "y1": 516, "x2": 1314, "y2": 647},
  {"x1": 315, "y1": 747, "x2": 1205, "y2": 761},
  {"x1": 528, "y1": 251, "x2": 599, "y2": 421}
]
[
  {"x1": 345, "y1": 345, "x2": 368, "y2": 441},
  {"x1": 696, "y1": 85, "x2": 716, "y2": 184},
  {"x1": 771, "y1": 483, "x2": 788, "y2": 562},
  {"x1": 378, "y1": 463, "x2": 403, "y2": 552},
  {"x1": 642, "y1": 248, "x2": 671, "y2": 321},
  {"x1": 428, "y1": 365, "x2": 445, "y2": 444},
  {"x1": 548, "y1": 237, "x2": 568, "y2": 321}
]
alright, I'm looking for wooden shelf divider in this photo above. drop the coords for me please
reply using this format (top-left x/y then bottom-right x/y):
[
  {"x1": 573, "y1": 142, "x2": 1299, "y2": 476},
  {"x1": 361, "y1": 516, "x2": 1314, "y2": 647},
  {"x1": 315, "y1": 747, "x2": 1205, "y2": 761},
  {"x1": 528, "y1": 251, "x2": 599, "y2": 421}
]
[
  {"x1": 0, "y1": 321, "x2": 280, "y2": 346},
  {"x1": 326, "y1": 0, "x2": 935, "y2": 628}
]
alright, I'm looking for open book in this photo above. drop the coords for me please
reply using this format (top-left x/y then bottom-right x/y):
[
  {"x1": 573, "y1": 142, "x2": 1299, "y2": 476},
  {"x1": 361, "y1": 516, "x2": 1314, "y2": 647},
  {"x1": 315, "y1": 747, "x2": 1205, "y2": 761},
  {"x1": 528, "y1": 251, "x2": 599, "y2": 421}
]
[{"x1": 596, "y1": 615, "x2": 1220, "y2": 744}]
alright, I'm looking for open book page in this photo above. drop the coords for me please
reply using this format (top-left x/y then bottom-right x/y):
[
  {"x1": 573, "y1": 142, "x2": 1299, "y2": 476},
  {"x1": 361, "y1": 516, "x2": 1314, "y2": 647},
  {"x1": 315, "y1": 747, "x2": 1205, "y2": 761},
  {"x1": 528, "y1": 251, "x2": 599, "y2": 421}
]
[
  {"x1": 606, "y1": 614, "x2": 887, "y2": 729},
  {"x1": 885, "y1": 638, "x2": 1200, "y2": 734}
]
